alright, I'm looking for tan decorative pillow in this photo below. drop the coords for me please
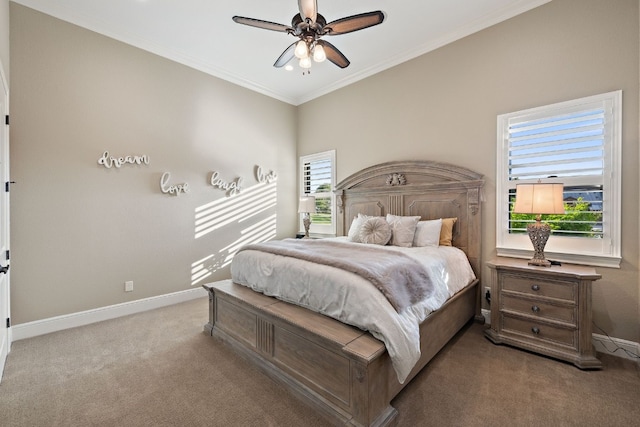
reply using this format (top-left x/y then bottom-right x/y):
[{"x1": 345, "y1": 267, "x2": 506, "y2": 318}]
[
  {"x1": 359, "y1": 217, "x2": 392, "y2": 245},
  {"x1": 439, "y1": 217, "x2": 458, "y2": 246},
  {"x1": 386, "y1": 214, "x2": 421, "y2": 247}
]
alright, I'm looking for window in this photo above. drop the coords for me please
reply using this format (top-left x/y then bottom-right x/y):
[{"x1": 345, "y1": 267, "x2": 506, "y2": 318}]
[
  {"x1": 300, "y1": 150, "x2": 336, "y2": 236},
  {"x1": 496, "y1": 91, "x2": 621, "y2": 267}
]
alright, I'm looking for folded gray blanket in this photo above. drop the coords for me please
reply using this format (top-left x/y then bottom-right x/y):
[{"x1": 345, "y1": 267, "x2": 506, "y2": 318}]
[{"x1": 238, "y1": 239, "x2": 434, "y2": 313}]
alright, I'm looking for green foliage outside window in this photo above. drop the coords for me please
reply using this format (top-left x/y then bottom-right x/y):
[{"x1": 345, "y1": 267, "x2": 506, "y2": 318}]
[
  {"x1": 510, "y1": 197, "x2": 602, "y2": 238},
  {"x1": 310, "y1": 183, "x2": 332, "y2": 225}
]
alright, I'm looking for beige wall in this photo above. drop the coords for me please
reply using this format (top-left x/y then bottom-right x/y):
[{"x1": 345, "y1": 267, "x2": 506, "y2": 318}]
[
  {"x1": 9, "y1": 4, "x2": 297, "y2": 324},
  {"x1": 299, "y1": 0, "x2": 640, "y2": 342}
]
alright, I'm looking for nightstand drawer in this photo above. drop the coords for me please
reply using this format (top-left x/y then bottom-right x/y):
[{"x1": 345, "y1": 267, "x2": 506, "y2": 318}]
[
  {"x1": 502, "y1": 274, "x2": 575, "y2": 301},
  {"x1": 502, "y1": 315, "x2": 576, "y2": 348},
  {"x1": 502, "y1": 295, "x2": 576, "y2": 324}
]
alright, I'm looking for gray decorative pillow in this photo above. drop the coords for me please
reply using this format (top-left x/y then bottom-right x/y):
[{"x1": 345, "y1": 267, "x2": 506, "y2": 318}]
[
  {"x1": 386, "y1": 214, "x2": 421, "y2": 247},
  {"x1": 412, "y1": 218, "x2": 443, "y2": 247},
  {"x1": 359, "y1": 217, "x2": 392, "y2": 245}
]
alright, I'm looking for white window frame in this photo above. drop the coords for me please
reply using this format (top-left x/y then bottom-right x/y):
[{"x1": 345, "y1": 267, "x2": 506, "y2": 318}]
[
  {"x1": 299, "y1": 150, "x2": 336, "y2": 236},
  {"x1": 496, "y1": 91, "x2": 621, "y2": 268}
]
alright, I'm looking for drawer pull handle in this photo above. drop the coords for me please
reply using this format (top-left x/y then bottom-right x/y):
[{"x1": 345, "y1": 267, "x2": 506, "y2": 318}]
[
  {"x1": 532, "y1": 327, "x2": 540, "y2": 335},
  {"x1": 531, "y1": 284, "x2": 540, "y2": 291},
  {"x1": 532, "y1": 305, "x2": 540, "y2": 313}
]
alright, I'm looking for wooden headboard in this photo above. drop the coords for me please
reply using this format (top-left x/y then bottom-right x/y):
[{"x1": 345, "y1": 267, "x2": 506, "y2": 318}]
[{"x1": 334, "y1": 160, "x2": 485, "y2": 280}]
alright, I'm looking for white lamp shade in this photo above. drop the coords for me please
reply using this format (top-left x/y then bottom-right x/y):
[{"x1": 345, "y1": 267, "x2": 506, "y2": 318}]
[
  {"x1": 298, "y1": 196, "x2": 317, "y2": 213},
  {"x1": 513, "y1": 183, "x2": 565, "y2": 214}
]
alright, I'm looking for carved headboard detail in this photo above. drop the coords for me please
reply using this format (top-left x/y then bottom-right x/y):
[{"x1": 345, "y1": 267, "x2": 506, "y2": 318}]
[{"x1": 334, "y1": 160, "x2": 485, "y2": 279}]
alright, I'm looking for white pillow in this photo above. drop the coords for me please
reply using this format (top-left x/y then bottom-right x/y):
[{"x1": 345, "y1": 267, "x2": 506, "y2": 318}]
[
  {"x1": 347, "y1": 214, "x2": 371, "y2": 243},
  {"x1": 359, "y1": 217, "x2": 392, "y2": 245},
  {"x1": 386, "y1": 214, "x2": 421, "y2": 247},
  {"x1": 412, "y1": 219, "x2": 443, "y2": 247}
]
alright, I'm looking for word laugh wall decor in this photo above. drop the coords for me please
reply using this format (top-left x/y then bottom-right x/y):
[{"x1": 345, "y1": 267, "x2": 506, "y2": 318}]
[{"x1": 210, "y1": 171, "x2": 243, "y2": 197}]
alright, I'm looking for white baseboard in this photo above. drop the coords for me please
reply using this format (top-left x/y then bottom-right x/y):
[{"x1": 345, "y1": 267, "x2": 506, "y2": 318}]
[
  {"x1": 11, "y1": 287, "x2": 208, "y2": 342},
  {"x1": 480, "y1": 310, "x2": 638, "y2": 362}
]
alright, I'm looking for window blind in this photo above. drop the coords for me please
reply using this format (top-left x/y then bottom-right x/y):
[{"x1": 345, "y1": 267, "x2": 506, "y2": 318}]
[
  {"x1": 303, "y1": 158, "x2": 332, "y2": 195},
  {"x1": 508, "y1": 109, "x2": 605, "y2": 181},
  {"x1": 506, "y1": 107, "x2": 607, "y2": 239}
]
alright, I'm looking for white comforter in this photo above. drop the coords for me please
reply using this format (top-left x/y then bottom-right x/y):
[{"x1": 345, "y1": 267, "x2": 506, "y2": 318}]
[{"x1": 230, "y1": 237, "x2": 476, "y2": 383}]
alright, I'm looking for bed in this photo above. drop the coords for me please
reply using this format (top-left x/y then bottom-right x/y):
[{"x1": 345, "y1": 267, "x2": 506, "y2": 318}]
[{"x1": 203, "y1": 160, "x2": 484, "y2": 426}]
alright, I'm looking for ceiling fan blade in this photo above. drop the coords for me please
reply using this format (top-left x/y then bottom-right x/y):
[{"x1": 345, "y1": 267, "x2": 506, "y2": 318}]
[
  {"x1": 325, "y1": 11, "x2": 385, "y2": 35},
  {"x1": 317, "y1": 40, "x2": 350, "y2": 68},
  {"x1": 274, "y1": 42, "x2": 297, "y2": 68},
  {"x1": 232, "y1": 16, "x2": 292, "y2": 33},
  {"x1": 298, "y1": 0, "x2": 317, "y2": 23}
]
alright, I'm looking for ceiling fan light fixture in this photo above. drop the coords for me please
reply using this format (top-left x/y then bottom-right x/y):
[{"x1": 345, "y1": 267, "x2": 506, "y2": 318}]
[
  {"x1": 312, "y1": 44, "x2": 326, "y2": 62},
  {"x1": 294, "y1": 40, "x2": 309, "y2": 59},
  {"x1": 233, "y1": 2, "x2": 385, "y2": 72}
]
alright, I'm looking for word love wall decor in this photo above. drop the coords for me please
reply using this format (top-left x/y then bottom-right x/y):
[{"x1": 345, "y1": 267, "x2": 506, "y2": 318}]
[{"x1": 160, "y1": 172, "x2": 190, "y2": 196}]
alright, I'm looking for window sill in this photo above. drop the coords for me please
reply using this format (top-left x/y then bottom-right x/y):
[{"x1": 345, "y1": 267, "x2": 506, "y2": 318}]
[{"x1": 496, "y1": 247, "x2": 621, "y2": 269}]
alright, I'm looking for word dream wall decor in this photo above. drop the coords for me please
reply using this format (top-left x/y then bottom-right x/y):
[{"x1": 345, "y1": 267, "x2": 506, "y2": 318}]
[
  {"x1": 97, "y1": 151, "x2": 277, "y2": 198},
  {"x1": 98, "y1": 151, "x2": 149, "y2": 168}
]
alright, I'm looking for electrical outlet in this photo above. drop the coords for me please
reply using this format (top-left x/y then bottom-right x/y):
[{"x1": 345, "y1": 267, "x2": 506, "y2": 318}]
[
  {"x1": 481, "y1": 309, "x2": 491, "y2": 325},
  {"x1": 125, "y1": 281, "x2": 134, "y2": 292}
]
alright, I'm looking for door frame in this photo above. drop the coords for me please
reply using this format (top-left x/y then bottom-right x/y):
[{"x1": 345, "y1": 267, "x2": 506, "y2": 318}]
[{"x1": 0, "y1": 62, "x2": 10, "y2": 382}]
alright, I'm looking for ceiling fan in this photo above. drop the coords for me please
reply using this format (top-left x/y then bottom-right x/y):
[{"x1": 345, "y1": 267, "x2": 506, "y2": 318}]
[{"x1": 232, "y1": 0, "x2": 385, "y2": 73}]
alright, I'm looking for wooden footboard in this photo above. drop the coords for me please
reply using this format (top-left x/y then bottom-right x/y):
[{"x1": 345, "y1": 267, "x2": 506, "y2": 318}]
[{"x1": 203, "y1": 279, "x2": 478, "y2": 427}]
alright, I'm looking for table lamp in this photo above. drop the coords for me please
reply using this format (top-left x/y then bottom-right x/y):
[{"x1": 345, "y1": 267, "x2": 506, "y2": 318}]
[
  {"x1": 298, "y1": 196, "x2": 316, "y2": 239},
  {"x1": 513, "y1": 182, "x2": 564, "y2": 267}
]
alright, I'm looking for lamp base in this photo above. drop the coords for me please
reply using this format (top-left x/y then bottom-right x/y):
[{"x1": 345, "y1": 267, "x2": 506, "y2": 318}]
[
  {"x1": 527, "y1": 257, "x2": 551, "y2": 268},
  {"x1": 527, "y1": 218, "x2": 551, "y2": 267},
  {"x1": 302, "y1": 214, "x2": 311, "y2": 239}
]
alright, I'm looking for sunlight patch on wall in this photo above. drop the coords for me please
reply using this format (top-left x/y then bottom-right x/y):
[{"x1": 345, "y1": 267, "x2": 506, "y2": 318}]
[
  {"x1": 194, "y1": 181, "x2": 276, "y2": 239},
  {"x1": 190, "y1": 214, "x2": 277, "y2": 287},
  {"x1": 191, "y1": 253, "x2": 221, "y2": 285},
  {"x1": 191, "y1": 181, "x2": 278, "y2": 286},
  {"x1": 219, "y1": 214, "x2": 277, "y2": 260}
]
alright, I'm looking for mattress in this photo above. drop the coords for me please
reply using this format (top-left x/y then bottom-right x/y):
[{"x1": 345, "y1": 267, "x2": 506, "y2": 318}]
[{"x1": 230, "y1": 237, "x2": 476, "y2": 383}]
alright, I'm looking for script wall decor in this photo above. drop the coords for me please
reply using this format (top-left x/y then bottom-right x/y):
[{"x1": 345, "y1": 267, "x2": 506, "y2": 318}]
[
  {"x1": 98, "y1": 151, "x2": 149, "y2": 169},
  {"x1": 209, "y1": 171, "x2": 243, "y2": 197},
  {"x1": 99, "y1": 152, "x2": 276, "y2": 199},
  {"x1": 160, "y1": 172, "x2": 189, "y2": 196},
  {"x1": 255, "y1": 165, "x2": 277, "y2": 184}
]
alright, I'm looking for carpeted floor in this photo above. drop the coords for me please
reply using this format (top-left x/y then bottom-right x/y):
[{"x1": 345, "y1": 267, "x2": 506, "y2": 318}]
[{"x1": 0, "y1": 297, "x2": 638, "y2": 426}]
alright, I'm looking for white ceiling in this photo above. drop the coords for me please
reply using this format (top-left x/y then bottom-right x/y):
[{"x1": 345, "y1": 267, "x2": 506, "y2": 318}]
[{"x1": 12, "y1": 0, "x2": 550, "y2": 105}]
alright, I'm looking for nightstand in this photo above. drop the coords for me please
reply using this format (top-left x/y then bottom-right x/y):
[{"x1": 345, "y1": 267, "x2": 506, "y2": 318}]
[{"x1": 485, "y1": 257, "x2": 602, "y2": 369}]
